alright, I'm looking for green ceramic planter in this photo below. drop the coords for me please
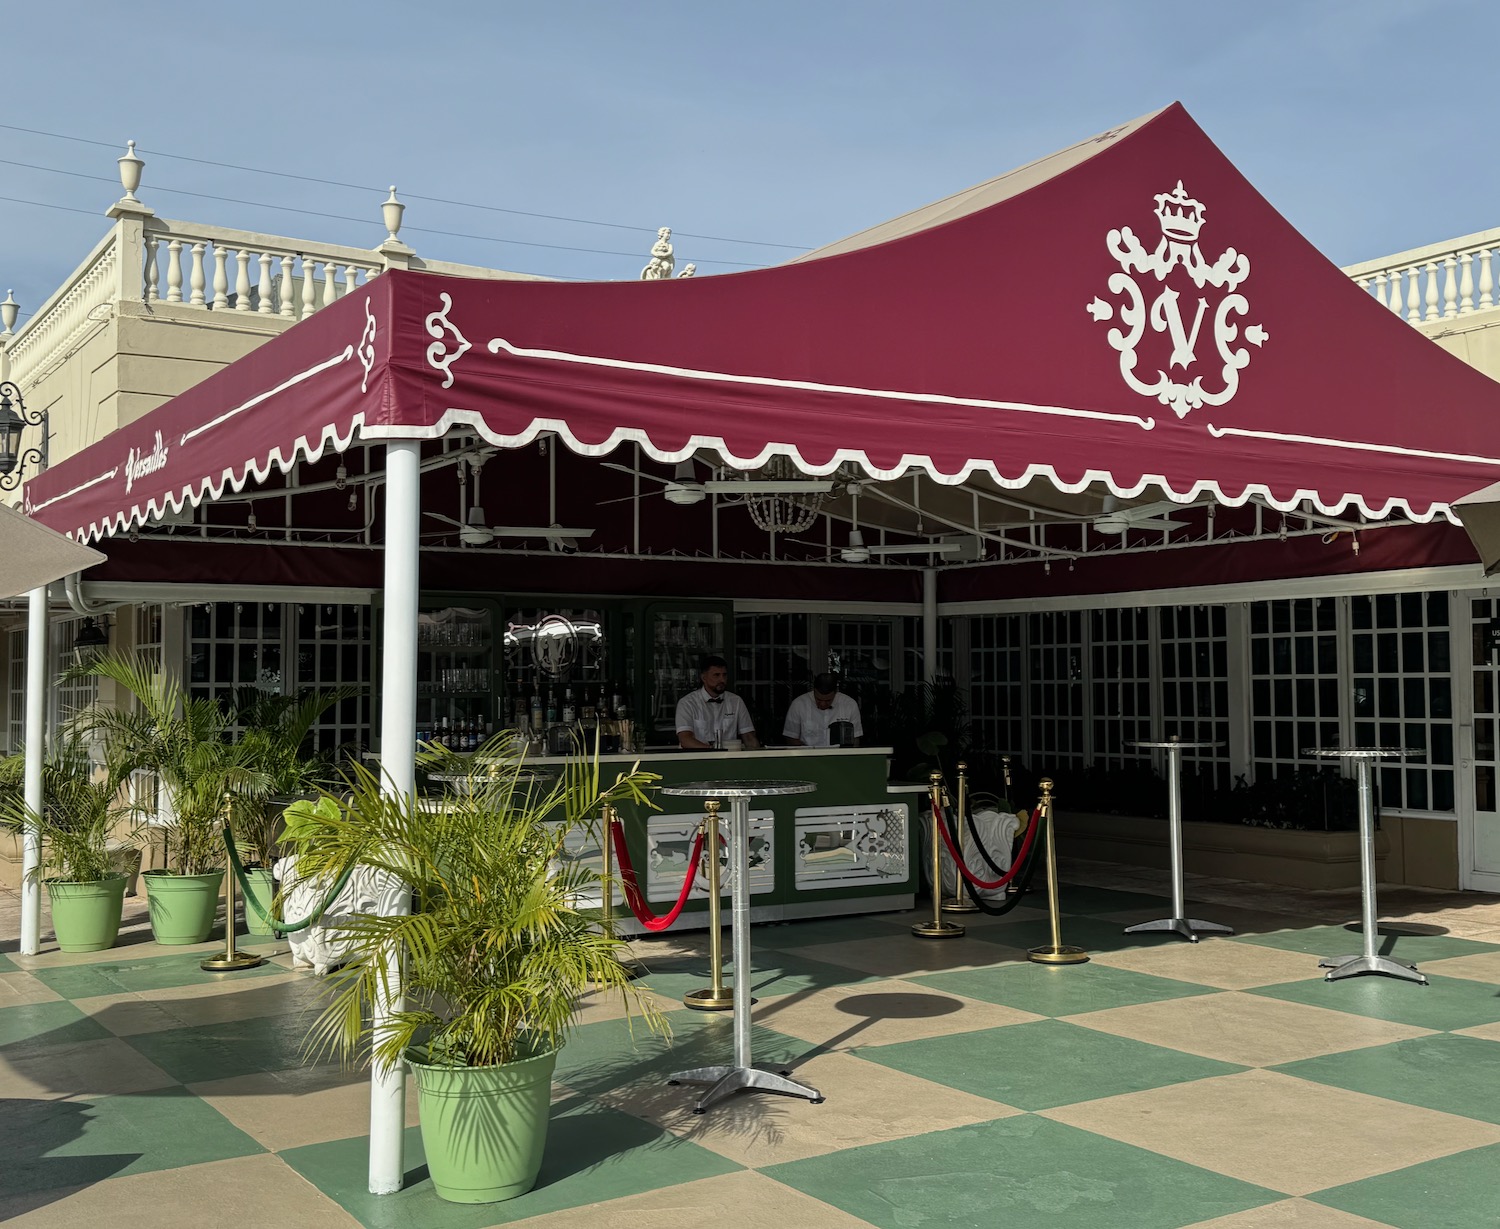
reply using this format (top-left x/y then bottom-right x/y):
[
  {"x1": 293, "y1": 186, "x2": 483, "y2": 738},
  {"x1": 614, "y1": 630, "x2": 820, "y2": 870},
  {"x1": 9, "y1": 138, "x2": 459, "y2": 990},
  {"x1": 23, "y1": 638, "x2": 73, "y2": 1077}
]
[
  {"x1": 45, "y1": 873, "x2": 127, "y2": 953},
  {"x1": 408, "y1": 1046, "x2": 558, "y2": 1204},
  {"x1": 143, "y1": 869, "x2": 224, "y2": 945},
  {"x1": 242, "y1": 867, "x2": 277, "y2": 936}
]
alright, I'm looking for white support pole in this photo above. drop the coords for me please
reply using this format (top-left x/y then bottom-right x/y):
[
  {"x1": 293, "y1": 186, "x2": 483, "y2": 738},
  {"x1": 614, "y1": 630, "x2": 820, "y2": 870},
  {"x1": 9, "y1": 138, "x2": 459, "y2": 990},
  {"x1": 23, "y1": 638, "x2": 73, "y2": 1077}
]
[
  {"x1": 20, "y1": 586, "x2": 47, "y2": 955},
  {"x1": 922, "y1": 567, "x2": 939, "y2": 683},
  {"x1": 369, "y1": 440, "x2": 420, "y2": 1195}
]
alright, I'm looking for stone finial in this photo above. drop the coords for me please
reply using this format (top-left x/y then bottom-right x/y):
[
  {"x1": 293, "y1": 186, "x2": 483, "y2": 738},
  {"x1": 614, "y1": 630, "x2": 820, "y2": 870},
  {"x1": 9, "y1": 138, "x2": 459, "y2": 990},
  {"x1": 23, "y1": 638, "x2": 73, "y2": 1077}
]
[
  {"x1": 382, "y1": 186, "x2": 405, "y2": 241},
  {"x1": 676, "y1": 263, "x2": 696, "y2": 279},
  {"x1": 118, "y1": 140, "x2": 144, "y2": 201},
  {"x1": 640, "y1": 226, "x2": 675, "y2": 280},
  {"x1": 0, "y1": 291, "x2": 16, "y2": 336}
]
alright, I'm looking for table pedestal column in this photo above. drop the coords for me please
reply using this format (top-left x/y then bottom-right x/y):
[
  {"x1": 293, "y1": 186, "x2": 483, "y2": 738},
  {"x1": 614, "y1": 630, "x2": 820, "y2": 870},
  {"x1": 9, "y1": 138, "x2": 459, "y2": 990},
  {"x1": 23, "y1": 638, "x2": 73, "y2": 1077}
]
[
  {"x1": 1317, "y1": 754, "x2": 1426, "y2": 985},
  {"x1": 1124, "y1": 740, "x2": 1233, "y2": 943},
  {"x1": 668, "y1": 790, "x2": 823, "y2": 1112}
]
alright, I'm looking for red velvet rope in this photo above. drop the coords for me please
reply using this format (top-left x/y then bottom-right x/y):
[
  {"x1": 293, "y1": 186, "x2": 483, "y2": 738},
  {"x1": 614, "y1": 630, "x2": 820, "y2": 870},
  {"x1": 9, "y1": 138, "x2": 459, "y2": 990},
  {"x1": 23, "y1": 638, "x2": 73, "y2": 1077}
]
[
  {"x1": 935, "y1": 802, "x2": 1042, "y2": 890},
  {"x1": 609, "y1": 818, "x2": 707, "y2": 932}
]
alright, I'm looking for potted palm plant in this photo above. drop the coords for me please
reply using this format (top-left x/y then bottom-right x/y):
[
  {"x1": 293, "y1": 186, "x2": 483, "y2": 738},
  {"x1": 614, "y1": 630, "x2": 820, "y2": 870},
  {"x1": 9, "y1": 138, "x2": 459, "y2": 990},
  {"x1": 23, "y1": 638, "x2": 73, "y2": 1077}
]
[
  {"x1": 65, "y1": 652, "x2": 268, "y2": 945},
  {"x1": 290, "y1": 734, "x2": 667, "y2": 1205},
  {"x1": 232, "y1": 685, "x2": 357, "y2": 935},
  {"x1": 0, "y1": 734, "x2": 137, "y2": 952}
]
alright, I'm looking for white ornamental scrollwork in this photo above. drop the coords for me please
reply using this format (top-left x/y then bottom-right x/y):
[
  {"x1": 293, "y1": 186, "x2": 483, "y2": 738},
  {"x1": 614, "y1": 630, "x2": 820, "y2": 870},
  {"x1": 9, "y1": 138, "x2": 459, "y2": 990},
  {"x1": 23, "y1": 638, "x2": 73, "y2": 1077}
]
[
  {"x1": 357, "y1": 298, "x2": 377, "y2": 392},
  {"x1": 1086, "y1": 181, "x2": 1269, "y2": 419},
  {"x1": 424, "y1": 292, "x2": 471, "y2": 389}
]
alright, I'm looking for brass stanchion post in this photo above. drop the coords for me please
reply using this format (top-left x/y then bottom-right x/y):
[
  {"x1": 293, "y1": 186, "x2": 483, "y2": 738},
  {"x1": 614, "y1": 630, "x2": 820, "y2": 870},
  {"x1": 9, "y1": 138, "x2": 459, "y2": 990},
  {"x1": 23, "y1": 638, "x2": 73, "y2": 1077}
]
[
  {"x1": 599, "y1": 804, "x2": 642, "y2": 979},
  {"x1": 913, "y1": 770, "x2": 965, "y2": 938},
  {"x1": 1027, "y1": 779, "x2": 1088, "y2": 965},
  {"x1": 942, "y1": 760, "x2": 979, "y2": 913},
  {"x1": 202, "y1": 793, "x2": 266, "y2": 973},
  {"x1": 684, "y1": 800, "x2": 735, "y2": 1009}
]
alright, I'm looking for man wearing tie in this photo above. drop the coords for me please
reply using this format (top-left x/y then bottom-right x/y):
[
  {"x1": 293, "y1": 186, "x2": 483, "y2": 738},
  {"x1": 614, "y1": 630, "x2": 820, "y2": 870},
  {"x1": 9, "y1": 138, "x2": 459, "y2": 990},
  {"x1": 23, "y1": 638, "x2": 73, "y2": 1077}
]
[{"x1": 676, "y1": 655, "x2": 760, "y2": 750}]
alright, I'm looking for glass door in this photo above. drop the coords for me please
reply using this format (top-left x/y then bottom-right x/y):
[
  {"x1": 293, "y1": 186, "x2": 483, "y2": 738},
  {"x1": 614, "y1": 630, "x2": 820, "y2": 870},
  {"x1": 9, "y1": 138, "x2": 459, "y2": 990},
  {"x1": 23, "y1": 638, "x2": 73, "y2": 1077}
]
[
  {"x1": 1458, "y1": 592, "x2": 1500, "y2": 892},
  {"x1": 415, "y1": 605, "x2": 497, "y2": 751}
]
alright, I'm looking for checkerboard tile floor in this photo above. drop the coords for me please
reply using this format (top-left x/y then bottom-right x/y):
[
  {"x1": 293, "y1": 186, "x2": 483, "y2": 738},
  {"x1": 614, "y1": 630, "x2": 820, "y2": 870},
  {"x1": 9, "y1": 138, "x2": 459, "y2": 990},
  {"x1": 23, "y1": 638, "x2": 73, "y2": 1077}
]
[{"x1": 5, "y1": 863, "x2": 1500, "y2": 1229}]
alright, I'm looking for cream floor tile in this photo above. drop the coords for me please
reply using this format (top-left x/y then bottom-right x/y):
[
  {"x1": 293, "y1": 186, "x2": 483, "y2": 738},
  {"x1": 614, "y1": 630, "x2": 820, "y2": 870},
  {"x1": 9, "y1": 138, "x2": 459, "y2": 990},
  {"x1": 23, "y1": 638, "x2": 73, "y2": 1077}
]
[
  {"x1": 0, "y1": 1153, "x2": 361, "y2": 1228},
  {"x1": 1453, "y1": 1019, "x2": 1500, "y2": 1043},
  {"x1": 508, "y1": 1169, "x2": 877, "y2": 1229},
  {"x1": 754, "y1": 978, "x2": 1041, "y2": 1051},
  {"x1": 597, "y1": 1049, "x2": 1018, "y2": 1167},
  {"x1": 0, "y1": 1036, "x2": 178, "y2": 1099},
  {"x1": 1182, "y1": 1197, "x2": 1400, "y2": 1228},
  {"x1": 795, "y1": 933, "x2": 1026, "y2": 979},
  {"x1": 1062, "y1": 990, "x2": 1433, "y2": 1066},
  {"x1": 1419, "y1": 948, "x2": 1500, "y2": 984},
  {"x1": 1088, "y1": 937, "x2": 1324, "y2": 989},
  {"x1": 188, "y1": 1066, "x2": 420, "y2": 1151},
  {"x1": 1042, "y1": 1069, "x2": 1500, "y2": 1196},
  {"x1": 0, "y1": 971, "x2": 63, "y2": 1006}
]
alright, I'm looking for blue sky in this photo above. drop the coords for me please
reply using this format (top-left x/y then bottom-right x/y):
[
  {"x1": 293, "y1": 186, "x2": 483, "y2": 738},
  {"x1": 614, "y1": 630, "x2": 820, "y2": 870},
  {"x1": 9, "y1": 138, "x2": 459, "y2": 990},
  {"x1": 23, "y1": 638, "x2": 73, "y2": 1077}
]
[{"x1": 4, "y1": 1, "x2": 1497, "y2": 318}]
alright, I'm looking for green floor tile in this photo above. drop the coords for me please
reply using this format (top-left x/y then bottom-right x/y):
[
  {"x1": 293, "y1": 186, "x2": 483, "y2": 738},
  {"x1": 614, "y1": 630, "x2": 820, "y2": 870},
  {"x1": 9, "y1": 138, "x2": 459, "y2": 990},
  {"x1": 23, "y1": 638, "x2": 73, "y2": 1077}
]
[
  {"x1": 767, "y1": 1114, "x2": 1278, "y2": 1229},
  {"x1": 1052, "y1": 885, "x2": 1173, "y2": 914},
  {"x1": 856, "y1": 1018, "x2": 1243, "y2": 1110},
  {"x1": 1251, "y1": 973, "x2": 1500, "y2": 1033},
  {"x1": 1273, "y1": 1033, "x2": 1500, "y2": 1125},
  {"x1": 281, "y1": 1095, "x2": 740, "y2": 1229},
  {"x1": 0, "y1": 1000, "x2": 111, "y2": 1051},
  {"x1": 750, "y1": 912, "x2": 912, "y2": 949},
  {"x1": 913, "y1": 957, "x2": 1215, "y2": 1017},
  {"x1": 123, "y1": 1008, "x2": 328, "y2": 1084},
  {"x1": 0, "y1": 1087, "x2": 263, "y2": 1197},
  {"x1": 552, "y1": 1008, "x2": 808, "y2": 1096},
  {"x1": 1310, "y1": 1141, "x2": 1500, "y2": 1228},
  {"x1": 968, "y1": 914, "x2": 1195, "y2": 956},
  {"x1": 1232, "y1": 923, "x2": 1500, "y2": 963},
  {"x1": 633, "y1": 948, "x2": 878, "y2": 1003},
  {"x1": 31, "y1": 951, "x2": 286, "y2": 1001},
  {"x1": 0, "y1": 952, "x2": 17, "y2": 972}
]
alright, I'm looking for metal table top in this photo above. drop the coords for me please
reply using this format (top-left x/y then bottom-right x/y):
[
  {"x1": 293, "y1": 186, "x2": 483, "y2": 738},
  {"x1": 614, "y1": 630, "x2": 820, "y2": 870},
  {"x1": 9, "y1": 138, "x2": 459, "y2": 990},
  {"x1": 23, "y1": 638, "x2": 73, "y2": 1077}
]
[
  {"x1": 1128, "y1": 739, "x2": 1225, "y2": 751},
  {"x1": 659, "y1": 779, "x2": 817, "y2": 799},
  {"x1": 1301, "y1": 747, "x2": 1420, "y2": 760}
]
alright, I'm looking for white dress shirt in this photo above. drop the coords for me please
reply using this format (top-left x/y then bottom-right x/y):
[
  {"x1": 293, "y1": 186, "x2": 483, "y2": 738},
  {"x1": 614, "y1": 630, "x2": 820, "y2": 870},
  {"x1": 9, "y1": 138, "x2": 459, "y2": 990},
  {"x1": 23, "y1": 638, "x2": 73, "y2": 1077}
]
[
  {"x1": 675, "y1": 687, "x2": 755, "y2": 747},
  {"x1": 782, "y1": 691, "x2": 863, "y2": 747}
]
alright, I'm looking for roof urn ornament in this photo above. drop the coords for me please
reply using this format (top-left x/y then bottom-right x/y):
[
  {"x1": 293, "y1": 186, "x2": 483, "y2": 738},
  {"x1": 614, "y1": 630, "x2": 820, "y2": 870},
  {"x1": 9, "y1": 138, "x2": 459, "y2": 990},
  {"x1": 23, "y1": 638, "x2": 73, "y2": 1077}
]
[
  {"x1": 117, "y1": 140, "x2": 144, "y2": 201},
  {"x1": 0, "y1": 291, "x2": 17, "y2": 336},
  {"x1": 640, "y1": 227, "x2": 675, "y2": 280},
  {"x1": 382, "y1": 186, "x2": 405, "y2": 242}
]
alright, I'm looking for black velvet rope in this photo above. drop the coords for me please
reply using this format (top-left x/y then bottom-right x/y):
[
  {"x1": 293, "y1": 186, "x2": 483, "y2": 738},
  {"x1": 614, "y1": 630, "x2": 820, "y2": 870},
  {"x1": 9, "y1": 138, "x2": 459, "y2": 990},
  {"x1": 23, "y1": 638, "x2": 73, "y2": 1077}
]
[
  {"x1": 963, "y1": 795, "x2": 1011, "y2": 877},
  {"x1": 949, "y1": 801, "x2": 1045, "y2": 917}
]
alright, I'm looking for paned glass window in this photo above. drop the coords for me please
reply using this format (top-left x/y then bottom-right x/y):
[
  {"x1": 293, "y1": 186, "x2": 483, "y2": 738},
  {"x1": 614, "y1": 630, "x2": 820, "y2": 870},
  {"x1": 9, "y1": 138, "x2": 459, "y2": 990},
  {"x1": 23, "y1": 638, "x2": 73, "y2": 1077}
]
[
  {"x1": 1249, "y1": 597, "x2": 1340, "y2": 780},
  {"x1": 1159, "y1": 604, "x2": 1233, "y2": 790},
  {"x1": 733, "y1": 612, "x2": 810, "y2": 740},
  {"x1": 295, "y1": 603, "x2": 373, "y2": 755},
  {"x1": 1090, "y1": 608, "x2": 1153, "y2": 769},
  {"x1": 969, "y1": 614, "x2": 1024, "y2": 761},
  {"x1": 1027, "y1": 609, "x2": 1085, "y2": 773}
]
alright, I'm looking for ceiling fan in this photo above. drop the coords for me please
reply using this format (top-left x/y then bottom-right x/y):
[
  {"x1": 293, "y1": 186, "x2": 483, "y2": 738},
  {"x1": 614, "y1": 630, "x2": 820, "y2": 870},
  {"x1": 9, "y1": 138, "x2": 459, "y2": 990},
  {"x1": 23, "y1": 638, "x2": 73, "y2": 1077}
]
[
  {"x1": 1091, "y1": 495, "x2": 1193, "y2": 536},
  {"x1": 423, "y1": 510, "x2": 594, "y2": 550},
  {"x1": 600, "y1": 460, "x2": 836, "y2": 506}
]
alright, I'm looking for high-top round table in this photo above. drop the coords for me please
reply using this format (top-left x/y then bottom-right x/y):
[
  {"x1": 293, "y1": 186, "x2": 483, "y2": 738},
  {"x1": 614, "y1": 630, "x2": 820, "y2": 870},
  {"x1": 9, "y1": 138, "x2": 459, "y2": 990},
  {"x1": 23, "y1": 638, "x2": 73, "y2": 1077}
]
[
  {"x1": 1124, "y1": 738, "x2": 1234, "y2": 942},
  {"x1": 659, "y1": 778, "x2": 823, "y2": 1113},
  {"x1": 1303, "y1": 748, "x2": 1427, "y2": 985}
]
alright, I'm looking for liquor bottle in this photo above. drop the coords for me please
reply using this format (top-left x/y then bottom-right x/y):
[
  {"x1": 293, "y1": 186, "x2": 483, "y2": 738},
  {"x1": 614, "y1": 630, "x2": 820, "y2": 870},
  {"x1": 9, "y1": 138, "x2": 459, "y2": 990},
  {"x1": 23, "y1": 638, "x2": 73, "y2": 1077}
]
[
  {"x1": 562, "y1": 687, "x2": 576, "y2": 726},
  {"x1": 545, "y1": 689, "x2": 559, "y2": 726},
  {"x1": 611, "y1": 687, "x2": 624, "y2": 720},
  {"x1": 439, "y1": 716, "x2": 451, "y2": 750},
  {"x1": 530, "y1": 692, "x2": 543, "y2": 733},
  {"x1": 474, "y1": 713, "x2": 486, "y2": 751}
]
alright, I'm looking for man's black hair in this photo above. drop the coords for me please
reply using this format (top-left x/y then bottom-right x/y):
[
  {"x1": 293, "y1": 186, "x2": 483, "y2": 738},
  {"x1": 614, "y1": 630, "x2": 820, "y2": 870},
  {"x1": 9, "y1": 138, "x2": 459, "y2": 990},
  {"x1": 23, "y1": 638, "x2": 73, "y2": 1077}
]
[
  {"x1": 700, "y1": 654, "x2": 728, "y2": 674},
  {"x1": 812, "y1": 672, "x2": 840, "y2": 695}
]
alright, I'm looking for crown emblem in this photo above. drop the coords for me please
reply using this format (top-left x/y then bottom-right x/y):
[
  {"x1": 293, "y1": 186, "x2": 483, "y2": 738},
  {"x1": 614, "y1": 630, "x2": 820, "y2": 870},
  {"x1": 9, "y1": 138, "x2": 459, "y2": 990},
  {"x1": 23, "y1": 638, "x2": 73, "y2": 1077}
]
[{"x1": 1154, "y1": 181, "x2": 1205, "y2": 243}]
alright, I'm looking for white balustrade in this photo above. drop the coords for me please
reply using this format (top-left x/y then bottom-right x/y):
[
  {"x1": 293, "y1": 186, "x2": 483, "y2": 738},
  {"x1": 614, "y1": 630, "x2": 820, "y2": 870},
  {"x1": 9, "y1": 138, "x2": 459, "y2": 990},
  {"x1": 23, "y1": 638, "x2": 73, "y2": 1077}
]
[
  {"x1": 1346, "y1": 227, "x2": 1500, "y2": 323},
  {"x1": 138, "y1": 221, "x2": 383, "y2": 320}
]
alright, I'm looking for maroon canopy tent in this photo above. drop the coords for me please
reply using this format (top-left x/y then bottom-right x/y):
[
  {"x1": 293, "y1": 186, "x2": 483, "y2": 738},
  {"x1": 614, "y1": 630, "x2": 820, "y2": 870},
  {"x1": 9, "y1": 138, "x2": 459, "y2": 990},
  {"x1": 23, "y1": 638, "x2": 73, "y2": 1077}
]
[{"x1": 26, "y1": 102, "x2": 1500, "y2": 557}]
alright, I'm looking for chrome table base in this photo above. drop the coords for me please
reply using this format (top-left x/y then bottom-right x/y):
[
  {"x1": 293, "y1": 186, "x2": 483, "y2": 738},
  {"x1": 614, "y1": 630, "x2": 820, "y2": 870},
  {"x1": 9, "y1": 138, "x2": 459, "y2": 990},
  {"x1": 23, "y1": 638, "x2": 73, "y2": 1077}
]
[
  {"x1": 1123, "y1": 915, "x2": 1235, "y2": 943},
  {"x1": 668, "y1": 1064, "x2": 823, "y2": 1113}
]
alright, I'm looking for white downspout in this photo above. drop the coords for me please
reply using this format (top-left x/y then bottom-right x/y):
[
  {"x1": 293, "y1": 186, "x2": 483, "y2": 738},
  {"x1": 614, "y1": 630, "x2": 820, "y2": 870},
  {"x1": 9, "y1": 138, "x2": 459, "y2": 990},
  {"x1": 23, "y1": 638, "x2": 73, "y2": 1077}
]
[
  {"x1": 20, "y1": 586, "x2": 47, "y2": 955},
  {"x1": 922, "y1": 567, "x2": 939, "y2": 684},
  {"x1": 369, "y1": 440, "x2": 419, "y2": 1195}
]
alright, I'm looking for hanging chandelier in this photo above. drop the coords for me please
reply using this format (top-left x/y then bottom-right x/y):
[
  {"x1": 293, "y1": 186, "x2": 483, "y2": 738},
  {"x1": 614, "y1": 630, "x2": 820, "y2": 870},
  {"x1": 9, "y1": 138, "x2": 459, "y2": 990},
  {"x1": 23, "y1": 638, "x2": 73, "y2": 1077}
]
[{"x1": 743, "y1": 455, "x2": 826, "y2": 535}]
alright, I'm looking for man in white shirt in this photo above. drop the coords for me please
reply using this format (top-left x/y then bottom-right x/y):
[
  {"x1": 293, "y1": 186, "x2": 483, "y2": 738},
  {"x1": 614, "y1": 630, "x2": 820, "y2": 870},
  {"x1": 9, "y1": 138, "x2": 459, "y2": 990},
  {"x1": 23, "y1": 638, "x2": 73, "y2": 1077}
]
[
  {"x1": 676, "y1": 656, "x2": 761, "y2": 750},
  {"x1": 783, "y1": 674, "x2": 863, "y2": 747}
]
